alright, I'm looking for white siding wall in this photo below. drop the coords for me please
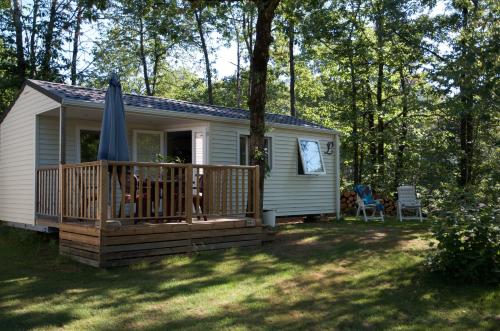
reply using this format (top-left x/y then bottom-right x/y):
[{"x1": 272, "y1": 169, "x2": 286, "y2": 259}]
[
  {"x1": 0, "y1": 86, "x2": 59, "y2": 224},
  {"x1": 37, "y1": 117, "x2": 125, "y2": 165},
  {"x1": 37, "y1": 116, "x2": 59, "y2": 165},
  {"x1": 209, "y1": 122, "x2": 339, "y2": 217},
  {"x1": 207, "y1": 122, "x2": 238, "y2": 164},
  {"x1": 34, "y1": 108, "x2": 339, "y2": 219},
  {"x1": 36, "y1": 115, "x2": 208, "y2": 165},
  {"x1": 36, "y1": 117, "x2": 102, "y2": 165}
]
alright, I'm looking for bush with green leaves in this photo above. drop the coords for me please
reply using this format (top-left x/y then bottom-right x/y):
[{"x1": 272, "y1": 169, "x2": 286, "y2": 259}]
[
  {"x1": 153, "y1": 154, "x2": 184, "y2": 163},
  {"x1": 427, "y1": 207, "x2": 500, "y2": 284}
]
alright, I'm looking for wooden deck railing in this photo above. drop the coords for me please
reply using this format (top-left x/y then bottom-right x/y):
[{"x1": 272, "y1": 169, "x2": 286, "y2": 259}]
[
  {"x1": 36, "y1": 165, "x2": 59, "y2": 217},
  {"x1": 38, "y1": 161, "x2": 260, "y2": 226},
  {"x1": 60, "y1": 162, "x2": 102, "y2": 221},
  {"x1": 192, "y1": 165, "x2": 260, "y2": 219},
  {"x1": 106, "y1": 161, "x2": 192, "y2": 222}
]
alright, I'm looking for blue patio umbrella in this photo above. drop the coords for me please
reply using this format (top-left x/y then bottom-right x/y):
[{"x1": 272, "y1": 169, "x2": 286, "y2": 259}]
[{"x1": 98, "y1": 74, "x2": 129, "y2": 161}]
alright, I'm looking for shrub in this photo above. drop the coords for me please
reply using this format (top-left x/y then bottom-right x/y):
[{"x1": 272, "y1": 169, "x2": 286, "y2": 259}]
[{"x1": 427, "y1": 207, "x2": 500, "y2": 284}]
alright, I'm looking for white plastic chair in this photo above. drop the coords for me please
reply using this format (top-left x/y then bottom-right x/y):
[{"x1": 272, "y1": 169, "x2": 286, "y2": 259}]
[{"x1": 396, "y1": 185, "x2": 423, "y2": 222}]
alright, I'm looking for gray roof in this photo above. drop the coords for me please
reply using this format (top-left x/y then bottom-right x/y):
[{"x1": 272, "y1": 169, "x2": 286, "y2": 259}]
[{"x1": 24, "y1": 79, "x2": 331, "y2": 131}]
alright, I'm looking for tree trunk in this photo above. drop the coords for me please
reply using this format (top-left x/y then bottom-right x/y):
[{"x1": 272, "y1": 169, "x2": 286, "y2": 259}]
[
  {"x1": 365, "y1": 85, "x2": 376, "y2": 165},
  {"x1": 243, "y1": 5, "x2": 255, "y2": 99},
  {"x1": 194, "y1": 9, "x2": 213, "y2": 105},
  {"x1": 248, "y1": 0, "x2": 280, "y2": 217},
  {"x1": 151, "y1": 38, "x2": 161, "y2": 96},
  {"x1": 41, "y1": 0, "x2": 58, "y2": 80},
  {"x1": 71, "y1": 5, "x2": 83, "y2": 85},
  {"x1": 457, "y1": 4, "x2": 476, "y2": 187},
  {"x1": 230, "y1": 5, "x2": 242, "y2": 107},
  {"x1": 394, "y1": 67, "x2": 408, "y2": 191},
  {"x1": 236, "y1": 33, "x2": 242, "y2": 107},
  {"x1": 359, "y1": 114, "x2": 366, "y2": 182},
  {"x1": 138, "y1": 17, "x2": 152, "y2": 96},
  {"x1": 349, "y1": 47, "x2": 359, "y2": 184},
  {"x1": 12, "y1": 0, "x2": 26, "y2": 81},
  {"x1": 29, "y1": 0, "x2": 40, "y2": 78},
  {"x1": 242, "y1": 6, "x2": 255, "y2": 61},
  {"x1": 375, "y1": 11, "x2": 385, "y2": 177},
  {"x1": 459, "y1": 110, "x2": 474, "y2": 186},
  {"x1": 288, "y1": 21, "x2": 296, "y2": 117}
]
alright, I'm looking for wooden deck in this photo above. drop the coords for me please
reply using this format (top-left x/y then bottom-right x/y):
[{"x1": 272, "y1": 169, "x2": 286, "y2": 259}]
[
  {"x1": 59, "y1": 218, "x2": 262, "y2": 267},
  {"x1": 36, "y1": 161, "x2": 262, "y2": 267}
]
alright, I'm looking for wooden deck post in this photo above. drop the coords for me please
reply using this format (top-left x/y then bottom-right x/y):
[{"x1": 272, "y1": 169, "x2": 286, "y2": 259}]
[
  {"x1": 58, "y1": 105, "x2": 66, "y2": 223},
  {"x1": 254, "y1": 166, "x2": 261, "y2": 225},
  {"x1": 185, "y1": 164, "x2": 193, "y2": 224},
  {"x1": 59, "y1": 165, "x2": 65, "y2": 223},
  {"x1": 59, "y1": 106, "x2": 66, "y2": 164},
  {"x1": 98, "y1": 160, "x2": 109, "y2": 229}
]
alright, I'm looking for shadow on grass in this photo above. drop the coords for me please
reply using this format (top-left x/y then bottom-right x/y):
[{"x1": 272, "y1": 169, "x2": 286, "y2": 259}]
[{"x1": 0, "y1": 220, "x2": 497, "y2": 330}]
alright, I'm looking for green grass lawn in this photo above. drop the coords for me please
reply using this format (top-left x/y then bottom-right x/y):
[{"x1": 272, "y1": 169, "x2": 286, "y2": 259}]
[{"x1": 0, "y1": 219, "x2": 498, "y2": 331}]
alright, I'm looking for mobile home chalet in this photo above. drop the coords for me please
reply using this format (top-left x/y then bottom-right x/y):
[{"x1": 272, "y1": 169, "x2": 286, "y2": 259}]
[{"x1": 0, "y1": 80, "x2": 340, "y2": 266}]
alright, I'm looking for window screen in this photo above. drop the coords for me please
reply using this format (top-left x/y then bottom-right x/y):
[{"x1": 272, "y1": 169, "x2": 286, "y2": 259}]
[
  {"x1": 80, "y1": 130, "x2": 100, "y2": 162},
  {"x1": 298, "y1": 138, "x2": 325, "y2": 175},
  {"x1": 239, "y1": 135, "x2": 248, "y2": 166},
  {"x1": 135, "y1": 132, "x2": 162, "y2": 162}
]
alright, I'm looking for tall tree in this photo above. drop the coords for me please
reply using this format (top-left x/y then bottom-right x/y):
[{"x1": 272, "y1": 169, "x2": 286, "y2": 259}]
[
  {"x1": 230, "y1": 5, "x2": 243, "y2": 107},
  {"x1": 194, "y1": 7, "x2": 214, "y2": 104},
  {"x1": 373, "y1": 0, "x2": 386, "y2": 176},
  {"x1": 347, "y1": 2, "x2": 361, "y2": 184},
  {"x1": 29, "y1": 0, "x2": 40, "y2": 78},
  {"x1": 248, "y1": 0, "x2": 281, "y2": 213},
  {"x1": 91, "y1": 0, "x2": 190, "y2": 95},
  {"x1": 242, "y1": 2, "x2": 256, "y2": 98},
  {"x1": 280, "y1": 0, "x2": 299, "y2": 117},
  {"x1": 456, "y1": 0, "x2": 477, "y2": 187},
  {"x1": 394, "y1": 66, "x2": 409, "y2": 190},
  {"x1": 40, "y1": 0, "x2": 58, "y2": 80},
  {"x1": 138, "y1": 14, "x2": 151, "y2": 95},
  {"x1": 11, "y1": 0, "x2": 25, "y2": 81},
  {"x1": 71, "y1": 4, "x2": 84, "y2": 85},
  {"x1": 287, "y1": 20, "x2": 296, "y2": 117},
  {"x1": 71, "y1": 0, "x2": 107, "y2": 85}
]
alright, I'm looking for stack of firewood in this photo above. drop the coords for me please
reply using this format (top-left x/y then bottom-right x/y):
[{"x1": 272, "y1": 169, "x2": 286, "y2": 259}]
[
  {"x1": 340, "y1": 191, "x2": 357, "y2": 213},
  {"x1": 379, "y1": 198, "x2": 396, "y2": 215},
  {"x1": 341, "y1": 191, "x2": 397, "y2": 215}
]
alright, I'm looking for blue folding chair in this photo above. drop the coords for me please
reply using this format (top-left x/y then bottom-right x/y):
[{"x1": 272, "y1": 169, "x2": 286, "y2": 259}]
[{"x1": 354, "y1": 185, "x2": 384, "y2": 222}]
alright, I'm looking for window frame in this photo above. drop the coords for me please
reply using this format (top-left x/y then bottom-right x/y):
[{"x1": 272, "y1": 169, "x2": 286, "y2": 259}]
[
  {"x1": 297, "y1": 137, "x2": 326, "y2": 175},
  {"x1": 133, "y1": 130, "x2": 164, "y2": 162},
  {"x1": 238, "y1": 134, "x2": 273, "y2": 171}
]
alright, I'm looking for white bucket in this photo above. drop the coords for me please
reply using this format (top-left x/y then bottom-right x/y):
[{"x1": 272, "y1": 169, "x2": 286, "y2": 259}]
[{"x1": 263, "y1": 209, "x2": 277, "y2": 227}]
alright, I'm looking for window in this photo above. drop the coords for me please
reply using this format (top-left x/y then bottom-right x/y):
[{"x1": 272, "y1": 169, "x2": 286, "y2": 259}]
[
  {"x1": 239, "y1": 135, "x2": 272, "y2": 170},
  {"x1": 298, "y1": 138, "x2": 326, "y2": 175},
  {"x1": 79, "y1": 130, "x2": 100, "y2": 162},
  {"x1": 134, "y1": 131, "x2": 164, "y2": 162},
  {"x1": 239, "y1": 136, "x2": 248, "y2": 165}
]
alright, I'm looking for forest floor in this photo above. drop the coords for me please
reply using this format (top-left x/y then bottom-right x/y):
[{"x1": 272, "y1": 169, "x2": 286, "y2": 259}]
[{"x1": 0, "y1": 218, "x2": 499, "y2": 330}]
